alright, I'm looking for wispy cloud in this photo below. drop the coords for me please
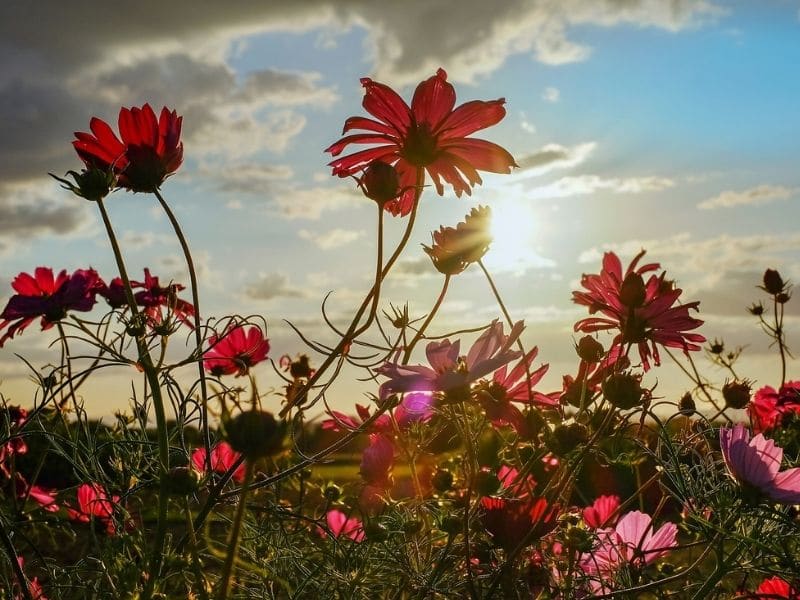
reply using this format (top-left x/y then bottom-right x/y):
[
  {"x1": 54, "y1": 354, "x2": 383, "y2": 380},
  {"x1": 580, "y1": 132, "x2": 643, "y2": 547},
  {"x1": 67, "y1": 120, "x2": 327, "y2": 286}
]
[
  {"x1": 528, "y1": 174, "x2": 674, "y2": 199},
  {"x1": 244, "y1": 272, "x2": 307, "y2": 301},
  {"x1": 542, "y1": 86, "x2": 560, "y2": 102},
  {"x1": 515, "y1": 142, "x2": 597, "y2": 176},
  {"x1": 298, "y1": 228, "x2": 365, "y2": 249},
  {"x1": 698, "y1": 184, "x2": 797, "y2": 210}
]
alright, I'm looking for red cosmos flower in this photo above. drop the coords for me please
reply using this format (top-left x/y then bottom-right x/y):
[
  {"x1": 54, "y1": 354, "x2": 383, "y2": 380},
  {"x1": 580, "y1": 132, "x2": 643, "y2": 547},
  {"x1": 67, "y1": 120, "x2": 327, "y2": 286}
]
[
  {"x1": 67, "y1": 483, "x2": 120, "y2": 536},
  {"x1": 755, "y1": 577, "x2": 800, "y2": 599},
  {"x1": 0, "y1": 267, "x2": 103, "y2": 347},
  {"x1": 326, "y1": 68, "x2": 517, "y2": 216},
  {"x1": 479, "y1": 495, "x2": 558, "y2": 551},
  {"x1": 204, "y1": 325, "x2": 270, "y2": 377},
  {"x1": 73, "y1": 103, "x2": 183, "y2": 193},
  {"x1": 583, "y1": 494, "x2": 621, "y2": 529},
  {"x1": 748, "y1": 381, "x2": 800, "y2": 433},
  {"x1": 133, "y1": 268, "x2": 195, "y2": 328},
  {"x1": 573, "y1": 250, "x2": 705, "y2": 371},
  {"x1": 191, "y1": 442, "x2": 246, "y2": 484}
]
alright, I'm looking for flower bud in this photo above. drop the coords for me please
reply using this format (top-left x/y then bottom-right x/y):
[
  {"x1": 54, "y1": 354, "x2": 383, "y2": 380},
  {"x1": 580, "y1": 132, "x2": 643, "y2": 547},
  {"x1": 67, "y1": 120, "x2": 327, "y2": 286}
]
[
  {"x1": 431, "y1": 468, "x2": 454, "y2": 493},
  {"x1": 165, "y1": 466, "x2": 199, "y2": 496},
  {"x1": 359, "y1": 160, "x2": 400, "y2": 206},
  {"x1": 576, "y1": 335, "x2": 604, "y2": 363},
  {"x1": 323, "y1": 484, "x2": 342, "y2": 502},
  {"x1": 547, "y1": 423, "x2": 589, "y2": 457},
  {"x1": 440, "y1": 514, "x2": 463, "y2": 536},
  {"x1": 563, "y1": 525, "x2": 594, "y2": 553},
  {"x1": 364, "y1": 520, "x2": 389, "y2": 542},
  {"x1": 748, "y1": 302, "x2": 765, "y2": 316},
  {"x1": 722, "y1": 379, "x2": 752, "y2": 410},
  {"x1": 50, "y1": 168, "x2": 115, "y2": 202},
  {"x1": 678, "y1": 392, "x2": 696, "y2": 416},
  {"x1": 601, "y1": 372, "x2": 644, "y2": 410},
  {"x1": 474, "y1": 468, "x2": 501, "y2": 496},
  {"x1": 708, "y1": 339, "x2": 724, "y2": 355},
  {"x1": 763, "y1": 269, "x2": 785, "y2": 295},
  {"x1": 224, "y1": 410, "x2": 283, "y2": 459}
]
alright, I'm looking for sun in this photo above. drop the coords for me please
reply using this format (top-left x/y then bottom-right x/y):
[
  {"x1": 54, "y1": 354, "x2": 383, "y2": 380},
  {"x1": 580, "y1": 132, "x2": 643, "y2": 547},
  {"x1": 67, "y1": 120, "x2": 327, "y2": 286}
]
[{"x1": 482, "y1": 200, "x2": 538, "y2": 272}]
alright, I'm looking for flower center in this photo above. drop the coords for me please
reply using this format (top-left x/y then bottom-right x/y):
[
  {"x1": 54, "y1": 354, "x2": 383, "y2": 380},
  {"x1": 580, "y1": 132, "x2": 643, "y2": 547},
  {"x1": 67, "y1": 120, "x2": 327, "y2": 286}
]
[{"x1": 401, "y1": 122, "x2": 439, "y2": 166}]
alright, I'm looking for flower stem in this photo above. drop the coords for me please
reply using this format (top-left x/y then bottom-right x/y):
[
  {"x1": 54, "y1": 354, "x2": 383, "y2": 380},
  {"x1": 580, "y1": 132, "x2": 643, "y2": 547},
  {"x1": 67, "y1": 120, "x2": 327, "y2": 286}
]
[
  {"x1": 95, "y1": 198, "x2": 170, "y2": 600},
  {"x1": 153, "y1": 189, "x2": 212, "y2": 466},
  {"x1": 184, "y1": 496, "x2": 210, "y2": 600},
  {"x1": 402, "y1": 274, "x2": 450, "y2": 364},
  {"x1": 0, "y1": 518, "x2": 32, "y2": 600},
  {"x1": 217, "y1": 460, "x2": 255, "y2": 600}
]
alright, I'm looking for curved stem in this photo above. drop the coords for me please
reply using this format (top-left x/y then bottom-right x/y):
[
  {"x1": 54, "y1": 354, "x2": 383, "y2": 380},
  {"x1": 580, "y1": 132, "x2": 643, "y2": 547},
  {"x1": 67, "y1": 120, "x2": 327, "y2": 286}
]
[
  {"x1": 55, "y1": 323, "x2": 78, "y2": 412},
  {"x1": 96, "y1": 198, "x2": 170, "y2": 600},
  {"x1": 402, "y1": 275, "x2": 450, "y2": 364},
  {"x1": 279, "y1": 168, "x2": 426, "y2": 417},
  {"x1": 0, "y1": 518, "x2": 32, "y2": 600},
  {"x1": 216, "y1": 460, "x2": 255, "y2": 600},
  {"x1": 153, "y1": 189, "x2": 212, "y2": 466}
]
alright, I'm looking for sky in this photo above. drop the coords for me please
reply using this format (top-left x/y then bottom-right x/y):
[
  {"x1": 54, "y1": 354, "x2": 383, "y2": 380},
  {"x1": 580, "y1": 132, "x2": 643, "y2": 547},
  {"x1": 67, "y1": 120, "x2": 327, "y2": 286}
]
[{"x1": 0, "y1": 0, "x2": 798, "y2": 421}]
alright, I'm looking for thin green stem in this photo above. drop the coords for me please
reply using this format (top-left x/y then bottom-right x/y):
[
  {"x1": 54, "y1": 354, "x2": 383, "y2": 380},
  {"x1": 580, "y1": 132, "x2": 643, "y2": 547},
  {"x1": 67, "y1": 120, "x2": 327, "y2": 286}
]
[
  {"x1": 217, "y1": 460, "x2": 255, "y2": 600},
  {"x1": 184, "y1": 497, "x2": 210, "y2": 600},
  {"x1": 402, "y1": 275, "x2": 450, "y2": 364},
  {"x1": 96, "y1": 198, "x2": 170, "y2": 600},
  {"x1": 153, "y1": 189, "x2": 212, "y2": 465},
  {"x1": 279, "y1": 168, "x2": 425, "y2": 417},
  {"x1": 0, "y1": 518, "x2": 32, "y2": 600}
]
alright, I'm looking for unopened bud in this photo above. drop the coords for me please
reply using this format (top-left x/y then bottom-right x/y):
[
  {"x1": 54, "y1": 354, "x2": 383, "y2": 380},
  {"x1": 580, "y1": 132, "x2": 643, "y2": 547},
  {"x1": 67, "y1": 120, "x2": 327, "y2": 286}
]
[
  {"x1": 359, "y1": 160, "x2": 400, "y2": 206},
  {"x1": 576, "y1": 335, "x2": 604, "y2": 363},
  {"x1": 763, "y1": 269, "x2": 785, "y2": 295},
  {"x1": 602, "y1": 372, "x2": 644, "y2": 410},
  {"x1": 224, "y1": 410, "x2": 283, "y2": 459},
  {"x1": 722, "y1": 380, "x2": 752, "y2": 410},
  {"x1": 678, "y1": 393, "x2": 696, "y2": 416}
]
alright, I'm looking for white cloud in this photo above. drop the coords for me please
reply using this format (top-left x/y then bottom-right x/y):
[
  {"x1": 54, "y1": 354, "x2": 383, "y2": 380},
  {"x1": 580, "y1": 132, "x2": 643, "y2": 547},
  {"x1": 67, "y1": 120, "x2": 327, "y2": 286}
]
[
  {"x1": 520, "y1": 111, "x2": 536, "y2": 134},
  {"x1": 698, "y1": 184, "x2": 797, "y2": 210},
  {"x1": 244, "y1": 272, "x2": 307, "y2": 301},
  {"x1": 515, "y1": 142, "x2": 597, "y2": 176},
  {"x1": 542, "y1": 86, "x2": 560, "y2": 102},
  {"x1": 528, "y1": 174, "x2": 674, "y2": 199},
  {"x1": 298, "y1": 228, "x2": 365, "y2": 249},
  {"x1": 270, "y1": 186, "x2": 364, "y2": 220}
]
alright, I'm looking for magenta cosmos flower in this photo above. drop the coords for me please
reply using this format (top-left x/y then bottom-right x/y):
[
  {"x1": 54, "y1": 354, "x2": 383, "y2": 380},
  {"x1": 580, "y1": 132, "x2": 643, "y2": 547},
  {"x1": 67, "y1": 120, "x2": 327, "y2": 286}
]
[
  {"x1": 579, "y1": 510, "x2": 677, "y2": 588},
  {"x1": 755, "y1": 577, "x2": 799, "y2": 599},
  {"x1": 719, "y1": 424, "x2": 800, "y2": 504},
  {"x1": 326, "y1": 68, "x2": 517, "y2": 216},
  {"x1": 203, "y1": 324, "x2": 270, "y2": 377},
  {"x1": 323, "y1": 509, "x2": 365, "y2": 542},
  {"x1": 0, "y1": 267, "x2": 103, "y2": 347},
  {"x1": 377, "y1": 320, "x2": 524, "y2": 399},
  {"x1": 583, "y1": 494, "x2": 621, "y2": 529},
  {"x1": 573, "y1": 250, "x2": 705, "y2": 371},
  {"x1": 73, "y1": 103, "x2": 183, "y2": 192},
  {"x1": 67, "y1": 482, "x2": 121, "y2": 536}
]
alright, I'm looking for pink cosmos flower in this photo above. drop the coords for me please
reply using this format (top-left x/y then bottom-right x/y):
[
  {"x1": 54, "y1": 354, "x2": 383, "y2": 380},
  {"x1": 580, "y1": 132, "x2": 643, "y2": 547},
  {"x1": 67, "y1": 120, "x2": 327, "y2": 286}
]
[
  {"x1": 360, "y1": 433, "x2": 394, "y2": 487},
  {"x1": 326, "y1": 68, "x2": 516, "y2": 216},
  {"x1": 322, "y1": 392, "x2": 434, "y2": 435},
  {"x1": 749, "y1": 381, "x2": 800, "y2": 433},
  {"x1": 204, "y1": 325, "x2": 270, "y2": 377},
  {"x1": 497, "y1": 465, "x2": 536, "y2": 498},
  {"x1": 67, "y1": 483, "x2": 120, "y2": 535},
  {"x1": 324, "y1": 509, "x2": 365, "y2": 542},
  {"x1": 580, "y1": 510, "x2": 677, "y2": 589},
  {"x1": 755, "y1": 577, "x2": 799, "y2": 599},
  {"x1": 573, "y1": 250, "x2": 705, "y2": 371},
  {"x1": 477, "y1": 347, "x2": 558, "y2": 435},
  {"x1": 719, "y1": 424, "x2": 800, "y2": 504},
  {"x1": 583, "y1": 494, "x2": 621, "y2": 529},
  {"x1": 377, "y1": 320, "x2": 524, "y2": 399},
  {"x1": 191, "y1": 442, "x2": 246, "y2": 484},
  {"x1": 0, "y1": 267, "x2": 103, "y2": 347},
  {"x1": 73, "y1": 103, "x2": 183, "y2": 192}
]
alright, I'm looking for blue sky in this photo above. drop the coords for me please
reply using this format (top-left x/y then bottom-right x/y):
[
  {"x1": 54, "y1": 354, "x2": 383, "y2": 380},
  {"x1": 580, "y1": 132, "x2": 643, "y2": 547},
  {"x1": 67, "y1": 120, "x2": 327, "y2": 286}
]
[{"x1": 0, "y1": 1, "x2": 798, "y2": 419}]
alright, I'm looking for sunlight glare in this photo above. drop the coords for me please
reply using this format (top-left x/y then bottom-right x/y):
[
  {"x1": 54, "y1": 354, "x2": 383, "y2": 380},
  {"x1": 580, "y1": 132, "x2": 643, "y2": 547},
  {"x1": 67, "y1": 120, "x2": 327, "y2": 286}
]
[{"x1": 484, "y1": 201, "x2": 538, "y2": 272}]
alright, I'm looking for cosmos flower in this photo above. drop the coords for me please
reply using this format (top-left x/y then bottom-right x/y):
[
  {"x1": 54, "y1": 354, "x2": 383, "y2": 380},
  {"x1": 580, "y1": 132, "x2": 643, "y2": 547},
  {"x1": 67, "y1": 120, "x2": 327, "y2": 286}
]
[
  {"x1": 133, "y1": 268, "x2": 195, "y2": 328},
  {"x1": 73, "y1": 104, "x2": 183, "y2": 192},
  {"x1": 321, "y1": 392, "x2": 434, "y2": 434},
  {"x1": 579, "y1": 510, "x2": 677, "y2": 590},
  {"x1": 748, "y1": 381, "x2": 800, "y2": 433},
  {"x1": 67, "y1": 483, "x2": 120, "y2": 536},
  {"x1": 583, "y1": 494, "x2": 621, "y2": 529},
  {"x1": 0, "y1": 267, "x2": 103, "y2": 347},
  {"x1": 360, "y1": 433, "x2": 394, "y2": 487},
  {"x1": 755, "y1": 577, "x2": 799, "y2": 599},
  {"x1": 326, "y1": 68, "x2": 516, "y2": 216},
  {"x1": 573, "y1": 250, "x2": 705, "y2": 371},
  {"x1": 204, "y1": 325, "x2": 270, "y2": 377},
  {"x1": 378, "y1": 320, "x2": 524, "y2": 400},
  {"x1": 479, "y1": 495, "x2": 558, "y2": 551},
  {"x1": 719, "y1": 424, "x2": 800, "y2": 504},
  {"x1": 191, "y1": 441, "x2": 246, "y2": 484},
  {"x1": 423, "y1": 205, "x2": 492, "y2": 275},
  {"x1": 324, "y1": 509, "x2": 365, "y2": 542}
]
